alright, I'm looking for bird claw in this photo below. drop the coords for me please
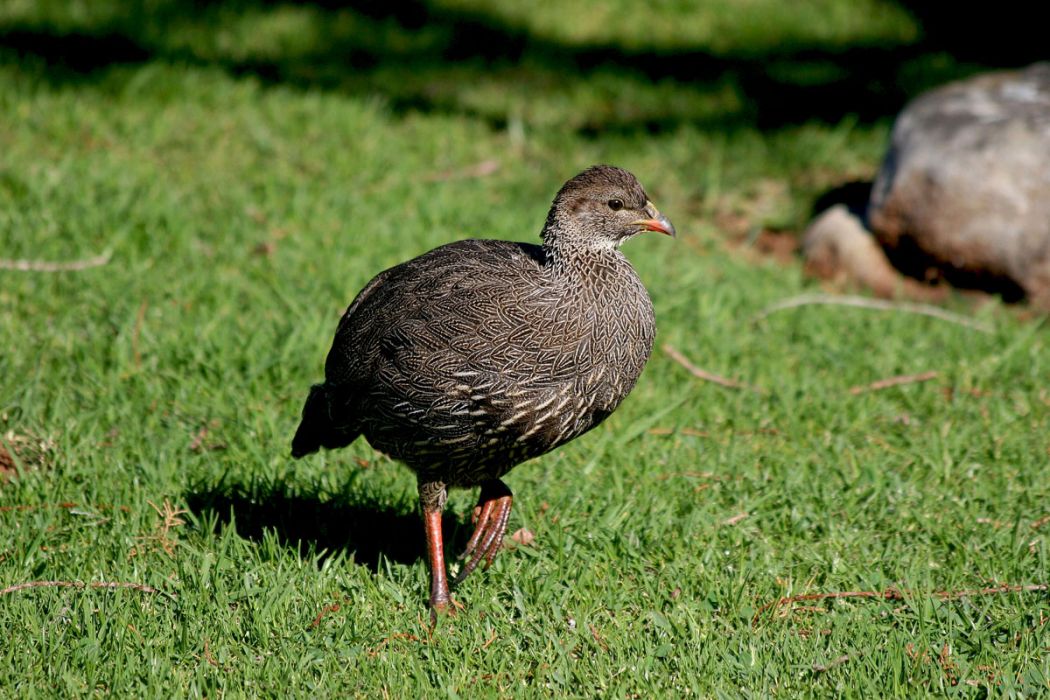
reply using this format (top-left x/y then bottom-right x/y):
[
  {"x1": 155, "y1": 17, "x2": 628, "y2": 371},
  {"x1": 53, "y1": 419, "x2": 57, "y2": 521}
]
[{"x1": 453, "y1": 482, "x2": 513, "y2": 587}]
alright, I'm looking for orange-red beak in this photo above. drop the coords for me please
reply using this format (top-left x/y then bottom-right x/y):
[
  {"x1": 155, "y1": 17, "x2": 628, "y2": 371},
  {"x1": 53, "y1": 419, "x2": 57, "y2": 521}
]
[{"x1": 631, "y1": 201, "x2": 676, "y2": 237}]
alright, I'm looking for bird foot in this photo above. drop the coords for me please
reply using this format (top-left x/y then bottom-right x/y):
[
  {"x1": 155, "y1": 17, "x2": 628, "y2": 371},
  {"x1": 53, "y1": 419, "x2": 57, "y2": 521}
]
[
  {"x1": 453, "y1": 480, "x2": 513, "y2": 586},
  {"x1": 428, "y1": 596, "x2": 465, "y2": 627}
]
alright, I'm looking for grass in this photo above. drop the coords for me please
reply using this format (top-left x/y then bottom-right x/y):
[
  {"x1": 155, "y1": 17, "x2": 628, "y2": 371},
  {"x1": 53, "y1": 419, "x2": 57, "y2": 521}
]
[{"x1": 2, "y1": 1, "x2": 1049, "y2": 696}]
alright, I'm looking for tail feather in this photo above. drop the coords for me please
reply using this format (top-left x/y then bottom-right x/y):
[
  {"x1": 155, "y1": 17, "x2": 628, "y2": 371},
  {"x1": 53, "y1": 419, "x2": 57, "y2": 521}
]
[{"x1": 291, "y1": 383, "x2": 357, "y2": 458}]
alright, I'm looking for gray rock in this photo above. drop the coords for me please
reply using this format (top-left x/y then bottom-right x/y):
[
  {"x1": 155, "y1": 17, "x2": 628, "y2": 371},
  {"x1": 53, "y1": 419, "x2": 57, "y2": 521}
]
[{"x1": 867, "y1": 62, "x2": 1050, "y2": 309}]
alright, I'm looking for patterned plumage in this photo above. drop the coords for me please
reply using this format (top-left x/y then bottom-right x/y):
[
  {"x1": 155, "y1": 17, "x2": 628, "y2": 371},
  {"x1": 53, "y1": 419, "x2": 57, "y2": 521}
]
[{"x1": 292, "y1": 165, "x2": 674, "y2": 614}]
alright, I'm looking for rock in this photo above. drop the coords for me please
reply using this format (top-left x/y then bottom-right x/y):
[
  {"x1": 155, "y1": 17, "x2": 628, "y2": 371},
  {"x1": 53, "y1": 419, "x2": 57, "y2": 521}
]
[
  {"x1": 867, "y1": 62, "x2": 1050, "y2": 310},
  {"x1": 803, "y1": 205, "x2": 946, "y2": 301}
]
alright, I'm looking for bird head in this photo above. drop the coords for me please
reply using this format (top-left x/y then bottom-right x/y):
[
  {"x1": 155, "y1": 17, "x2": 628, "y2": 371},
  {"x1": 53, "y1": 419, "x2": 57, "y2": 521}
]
[{"x1": 542, "y1": 165, "x2": 676, "y2": 251}]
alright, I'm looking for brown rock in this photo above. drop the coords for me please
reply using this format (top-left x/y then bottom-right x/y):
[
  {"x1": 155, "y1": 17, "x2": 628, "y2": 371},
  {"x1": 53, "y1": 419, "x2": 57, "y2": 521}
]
[{"x1": 803, "y1": 205, "x2": 946, "y2": 301}]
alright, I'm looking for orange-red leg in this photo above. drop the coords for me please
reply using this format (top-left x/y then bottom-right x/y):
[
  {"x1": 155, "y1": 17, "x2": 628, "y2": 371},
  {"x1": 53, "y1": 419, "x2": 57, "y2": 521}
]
[
  {"x1": 419, "y1": 480, "x2": 451, "y2": 620},
  {"x1": 422, "y1": 506, "x2": 450, "y2": 613}
]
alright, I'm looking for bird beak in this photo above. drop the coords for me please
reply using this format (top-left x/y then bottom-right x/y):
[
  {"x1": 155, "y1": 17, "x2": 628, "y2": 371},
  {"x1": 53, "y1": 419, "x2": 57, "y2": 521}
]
[{"x1": 631, "y1": 201, "x2": 676, "y2": 238}]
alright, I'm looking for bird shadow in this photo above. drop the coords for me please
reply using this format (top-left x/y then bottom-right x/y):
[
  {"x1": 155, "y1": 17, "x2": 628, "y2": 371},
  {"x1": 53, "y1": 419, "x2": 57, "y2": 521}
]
[{"x1": 185, "y1": 477, "x2": 472, "y2": 572}]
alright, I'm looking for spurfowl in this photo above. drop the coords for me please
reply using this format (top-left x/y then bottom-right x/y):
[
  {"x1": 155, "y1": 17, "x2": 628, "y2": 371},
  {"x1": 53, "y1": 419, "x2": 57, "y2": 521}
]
[{"x1": 291, "y1": 165, "x2": 674, "y2": 614}]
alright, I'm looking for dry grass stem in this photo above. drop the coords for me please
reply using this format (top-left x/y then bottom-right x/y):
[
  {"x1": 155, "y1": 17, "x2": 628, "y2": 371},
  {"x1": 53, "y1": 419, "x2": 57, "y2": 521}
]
[
  {"x1": 1031, "y1": 515, "x2": 1050, "y2": 530},
  {"x1": 0, "y1": 252, "x2": 112, "y2": 272},
  {"x1": 0, "y1": 580, "x2": 174, "y2": 600},
  {"x1": 309, "y1": 603, "x2": 342, "y2": 629},
  {"x1": 849, "y1": 371, "x2": 940, "y2": 395},
  {"x1": 663, "y1": 344, "x2": 765, "y2": 393},
  {"x1": 589, "y1": 624, "x2": 610, "y2": 652},
  {"x1": 754, "y1": 583, "x2": 1048, "y2": 624},
  {"x1": 130, "y1": 500, "x2": 189, "y2": 557},
  {"x1": 722, "y1": 512, "x2": 749, "y2": 526},
  {"x1": 755, "y1": 293, "x2": 993, "y2": 333}
]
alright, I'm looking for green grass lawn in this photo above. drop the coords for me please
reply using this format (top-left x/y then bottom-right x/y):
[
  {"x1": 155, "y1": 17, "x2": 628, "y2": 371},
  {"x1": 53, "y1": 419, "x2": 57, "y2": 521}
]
[{"x1": 2, "y1": 2, "x2": 1048, "y2": 696}]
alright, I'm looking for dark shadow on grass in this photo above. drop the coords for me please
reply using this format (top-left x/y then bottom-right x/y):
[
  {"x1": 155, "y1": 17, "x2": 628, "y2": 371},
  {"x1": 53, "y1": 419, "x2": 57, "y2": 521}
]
[
  {"x1": 186, "y1": 479, "x2": 469, "y2": 571},
  {"x1": 1, "y1": 0, "x2": 1046, "y2": 133},
  {"x1": 812, "y1": 180, "x2": 874, "y2": 220},
  {"x1": 0, "y1": 29, "x2": 150, "y2": 72}
]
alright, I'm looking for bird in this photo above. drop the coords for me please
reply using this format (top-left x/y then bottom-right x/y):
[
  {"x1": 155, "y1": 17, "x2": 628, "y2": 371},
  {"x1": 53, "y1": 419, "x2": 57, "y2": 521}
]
[{"x1": 291, "y1": 165, "x2": 674, "y2": 615}]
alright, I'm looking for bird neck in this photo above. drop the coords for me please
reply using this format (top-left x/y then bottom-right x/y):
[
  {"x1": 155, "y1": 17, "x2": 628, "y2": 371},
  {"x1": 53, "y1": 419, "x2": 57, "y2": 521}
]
[{"x1": 540, "y1": 223, "x2": 623, "y2": 277}]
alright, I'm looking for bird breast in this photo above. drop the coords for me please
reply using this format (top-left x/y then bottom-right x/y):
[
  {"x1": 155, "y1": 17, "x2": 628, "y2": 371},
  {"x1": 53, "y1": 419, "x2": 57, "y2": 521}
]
[{"x1": 348, "y1": 242, "x2": 655, "y2": 477}]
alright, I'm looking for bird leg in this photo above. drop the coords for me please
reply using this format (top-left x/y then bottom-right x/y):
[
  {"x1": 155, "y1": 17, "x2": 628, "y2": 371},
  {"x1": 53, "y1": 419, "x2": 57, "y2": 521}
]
[
  {"x1": 419, "y1": 480, "x2": 451, "y2": 616},
  {"x1": 454, "y1": 479, "x2": 513, "y2": 586}
]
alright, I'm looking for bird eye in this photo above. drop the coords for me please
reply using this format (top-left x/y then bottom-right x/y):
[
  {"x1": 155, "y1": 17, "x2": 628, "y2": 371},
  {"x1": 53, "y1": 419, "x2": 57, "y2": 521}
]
[{"x1": 607, "y1": 199, "x2": 624, "y2": 211}]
